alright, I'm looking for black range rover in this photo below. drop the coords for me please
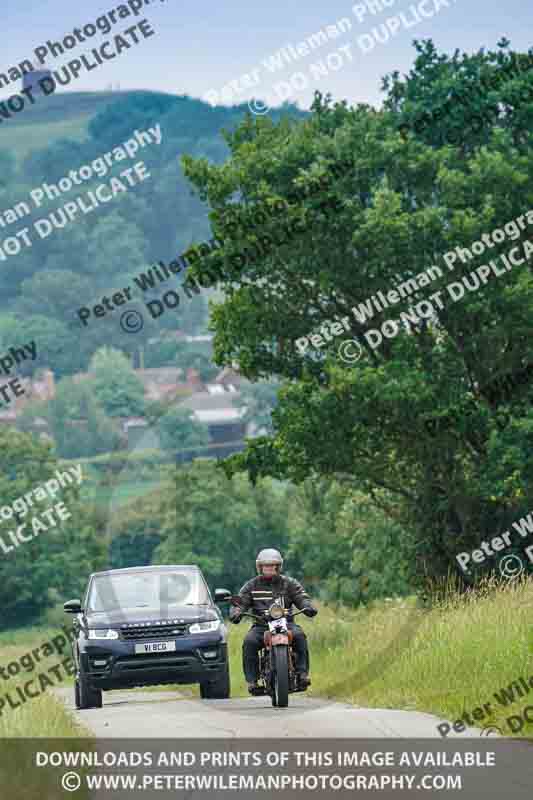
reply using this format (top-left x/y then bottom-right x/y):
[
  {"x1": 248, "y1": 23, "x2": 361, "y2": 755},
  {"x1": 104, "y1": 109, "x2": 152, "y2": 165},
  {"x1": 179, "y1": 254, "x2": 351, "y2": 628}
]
[{"x1": 64, "y1": 565, "x2": 231, "y2": 709}]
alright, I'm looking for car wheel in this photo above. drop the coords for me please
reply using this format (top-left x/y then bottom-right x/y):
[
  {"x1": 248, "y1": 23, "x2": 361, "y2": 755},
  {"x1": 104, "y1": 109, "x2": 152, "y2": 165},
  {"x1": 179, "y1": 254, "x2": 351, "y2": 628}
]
[
  {"x1": 78, "y1": 669, "x2": 103, "y2": 709},
  {"x1": 200, "y1": 664, "x2": 231, "y2": 699}
]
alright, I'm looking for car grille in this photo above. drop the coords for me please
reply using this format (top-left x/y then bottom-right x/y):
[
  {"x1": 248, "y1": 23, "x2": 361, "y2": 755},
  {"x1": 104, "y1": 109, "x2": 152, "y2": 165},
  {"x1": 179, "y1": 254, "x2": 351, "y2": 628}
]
[{"x1": 120, "y1": 624, "x2": 188, "y2": 640}]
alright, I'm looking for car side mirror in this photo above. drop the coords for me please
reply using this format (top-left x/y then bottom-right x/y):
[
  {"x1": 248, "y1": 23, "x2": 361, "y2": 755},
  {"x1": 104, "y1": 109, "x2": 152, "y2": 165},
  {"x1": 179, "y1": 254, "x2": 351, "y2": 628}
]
[
  {"x1": 214, "y1": 589, "x2": 232, "y2": 603},
  {"x1": 64, "y1": 599, "x2": 82, "y2": 614}
]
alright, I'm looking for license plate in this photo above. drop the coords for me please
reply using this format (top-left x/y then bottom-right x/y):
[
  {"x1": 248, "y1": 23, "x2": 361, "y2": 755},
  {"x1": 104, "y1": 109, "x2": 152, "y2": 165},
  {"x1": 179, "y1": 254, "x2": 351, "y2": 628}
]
[
  {"x1": 271, "y1": 634, "x2": 289, "y2": 645},
  {"x1": 134, "y1": 641, "x2": 177, "y2": 654}
]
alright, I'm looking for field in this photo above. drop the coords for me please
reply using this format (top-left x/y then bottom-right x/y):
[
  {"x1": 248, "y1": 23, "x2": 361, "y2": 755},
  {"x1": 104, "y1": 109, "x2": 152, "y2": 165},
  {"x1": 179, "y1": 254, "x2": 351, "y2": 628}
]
[
  {"x1": 0, "y1": 92, "x2": 109, "y2": 163},
  {"x1": 0, "y1": 89, "x2": 168, "y2": 163},
  {"x1": 1, "y1": 577, "x2": 532, "y2": 739},
  {"x1": 80, "y1": 476, "x2": 164, "y2": 509},
  {"x1": 68, "y1": 455, "x2": 175, "y2": 510}
]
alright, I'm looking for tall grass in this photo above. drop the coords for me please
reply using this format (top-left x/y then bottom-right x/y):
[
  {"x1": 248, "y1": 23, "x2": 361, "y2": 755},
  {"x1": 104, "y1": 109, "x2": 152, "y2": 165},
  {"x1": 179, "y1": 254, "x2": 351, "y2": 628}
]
[{"x1": 0, "y1": 627, "x2": 90, "y2": 738}]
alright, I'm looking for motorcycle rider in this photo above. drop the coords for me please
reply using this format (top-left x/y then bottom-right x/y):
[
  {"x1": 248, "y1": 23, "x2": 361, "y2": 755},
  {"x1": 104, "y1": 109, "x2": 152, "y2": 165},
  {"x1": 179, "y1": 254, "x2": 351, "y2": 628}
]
[{"x1": 229, "y1": 548, "x2": 318, "y2": 693}]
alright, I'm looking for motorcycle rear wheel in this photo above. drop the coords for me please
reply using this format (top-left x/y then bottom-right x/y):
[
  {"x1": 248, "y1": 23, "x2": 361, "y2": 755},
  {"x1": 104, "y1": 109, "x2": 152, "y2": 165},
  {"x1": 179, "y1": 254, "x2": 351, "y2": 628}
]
[{"x1": 272, "y1": 646, "x2": 289, "y2": 708}]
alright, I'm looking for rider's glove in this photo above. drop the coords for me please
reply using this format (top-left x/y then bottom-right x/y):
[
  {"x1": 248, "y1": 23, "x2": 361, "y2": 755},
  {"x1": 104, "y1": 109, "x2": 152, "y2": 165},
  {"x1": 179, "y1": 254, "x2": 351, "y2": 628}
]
[
  {"x1": 229, "y1": 606, "x2": 242, "y2": 624},
  {"x1": 303, "y1": 606, "x2": 318, "y2": 618}
]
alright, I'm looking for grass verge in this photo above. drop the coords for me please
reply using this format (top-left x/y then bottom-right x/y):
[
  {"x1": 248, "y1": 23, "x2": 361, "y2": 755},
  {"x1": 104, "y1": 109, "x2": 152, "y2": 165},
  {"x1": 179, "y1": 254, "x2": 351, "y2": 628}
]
[{"x1": 0, "y1": 626, "x2": 90, "y2": 738}]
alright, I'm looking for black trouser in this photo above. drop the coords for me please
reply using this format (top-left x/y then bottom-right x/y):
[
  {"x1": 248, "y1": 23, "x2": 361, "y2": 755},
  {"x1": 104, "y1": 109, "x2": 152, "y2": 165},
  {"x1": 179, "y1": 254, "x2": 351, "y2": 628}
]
[{"x1": 242, "y1": 623, "x2": 309, "y2": 683}]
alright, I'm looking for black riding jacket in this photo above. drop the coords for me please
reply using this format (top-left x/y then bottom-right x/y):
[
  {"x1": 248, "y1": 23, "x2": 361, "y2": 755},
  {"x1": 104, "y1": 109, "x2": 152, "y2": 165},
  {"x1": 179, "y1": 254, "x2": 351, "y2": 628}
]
[{"x1": 231, "y1": 574, "x2": 314, "y2": 627}]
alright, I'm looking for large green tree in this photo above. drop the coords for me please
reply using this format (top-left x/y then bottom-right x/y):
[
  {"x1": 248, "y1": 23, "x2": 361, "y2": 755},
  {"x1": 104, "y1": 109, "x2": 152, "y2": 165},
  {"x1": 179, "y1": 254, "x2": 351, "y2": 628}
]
[
  {"x1": 0, "y1": 314, "x2": 75, "y2": 377},
  {"x1": 89, "y1": 346, "x2": 146, "y2": 417},
  {"x1": 151, "y1": 404, "x2": 210, "y2": 453},
  {"x1": 43, "y1": 377, "x2": 123, "y2": 458},
  {"x1": 182, "y1": 40, "x2": 533, "y2": 583}
]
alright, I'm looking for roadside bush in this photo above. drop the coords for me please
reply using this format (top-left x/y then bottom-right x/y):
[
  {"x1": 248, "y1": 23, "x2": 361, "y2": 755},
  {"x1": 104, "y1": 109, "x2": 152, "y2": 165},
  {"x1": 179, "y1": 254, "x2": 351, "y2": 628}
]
[
  {"x1": 286, "y1": 479, "x2": 415, "y2": 607},
  {"x1": 0, "y1": 429, "x2": 106, "y2": 629}
]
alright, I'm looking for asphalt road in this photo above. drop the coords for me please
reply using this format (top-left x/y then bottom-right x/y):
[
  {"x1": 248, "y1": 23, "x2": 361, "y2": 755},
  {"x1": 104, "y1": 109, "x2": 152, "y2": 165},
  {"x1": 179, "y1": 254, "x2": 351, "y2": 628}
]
[{"x1": 54, "y1": 688, "x2": 485, "y2": 738}]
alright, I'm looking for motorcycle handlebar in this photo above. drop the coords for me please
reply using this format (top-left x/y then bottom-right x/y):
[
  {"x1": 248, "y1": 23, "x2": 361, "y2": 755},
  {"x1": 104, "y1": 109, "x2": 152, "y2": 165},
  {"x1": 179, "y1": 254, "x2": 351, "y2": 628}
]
[
  {"x1": 229, "y1": 595, "x2": 311, "y2": 621},
  {"x1": 232, "y1": 606, "x2": 307, "y2": 622}
]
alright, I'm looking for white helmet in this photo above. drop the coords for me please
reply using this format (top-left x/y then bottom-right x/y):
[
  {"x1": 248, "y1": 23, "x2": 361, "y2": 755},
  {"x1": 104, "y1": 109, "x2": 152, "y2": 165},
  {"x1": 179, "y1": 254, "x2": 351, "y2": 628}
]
[{"x1": 256, "y1": 548, "x2": 283, "y2": 575}]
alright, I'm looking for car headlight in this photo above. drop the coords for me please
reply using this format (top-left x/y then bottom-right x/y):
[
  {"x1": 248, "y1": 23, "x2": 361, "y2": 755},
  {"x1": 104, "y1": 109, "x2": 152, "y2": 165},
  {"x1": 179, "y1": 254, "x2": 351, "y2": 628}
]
[
  {"x1": 189, "y1": 620, "x2": 220, "y2": 634},
  {"x1": 88, "y1": 629, "x2": 119, "y2": 640}
]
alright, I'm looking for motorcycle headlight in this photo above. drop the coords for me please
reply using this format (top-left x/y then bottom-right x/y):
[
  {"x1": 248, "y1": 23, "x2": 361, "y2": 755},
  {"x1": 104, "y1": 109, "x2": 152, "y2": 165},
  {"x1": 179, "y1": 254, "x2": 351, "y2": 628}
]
[
  {"x1": 88, "y1": 629, "x2": 119, "y2": 640},
  {"x1": 269, "y1": 605, "x2": 284, "y2": 619},
  {"x1": 189, "y1": 620, "x2": 220, "y2": 634}
]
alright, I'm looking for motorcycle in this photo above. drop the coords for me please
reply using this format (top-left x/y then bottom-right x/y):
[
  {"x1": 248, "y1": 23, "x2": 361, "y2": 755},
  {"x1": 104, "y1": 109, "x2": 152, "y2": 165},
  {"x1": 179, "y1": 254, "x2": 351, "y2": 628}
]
[{"x1": 229, "y1": 594, "x2": 309, "y2": 708}]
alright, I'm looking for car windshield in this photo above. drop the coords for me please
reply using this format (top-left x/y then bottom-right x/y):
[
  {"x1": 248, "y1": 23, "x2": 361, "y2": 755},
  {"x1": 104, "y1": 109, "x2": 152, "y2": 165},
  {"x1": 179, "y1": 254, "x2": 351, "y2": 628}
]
[{"x1": 87, "y1": 570, "x2": 210, "y2": 613}]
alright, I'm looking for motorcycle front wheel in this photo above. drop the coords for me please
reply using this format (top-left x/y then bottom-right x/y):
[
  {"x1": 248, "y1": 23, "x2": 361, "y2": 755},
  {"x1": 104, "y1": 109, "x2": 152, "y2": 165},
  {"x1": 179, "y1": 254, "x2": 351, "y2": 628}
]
[{"x1": 272, "y1": 646, "x2": 289, "y2": 708}]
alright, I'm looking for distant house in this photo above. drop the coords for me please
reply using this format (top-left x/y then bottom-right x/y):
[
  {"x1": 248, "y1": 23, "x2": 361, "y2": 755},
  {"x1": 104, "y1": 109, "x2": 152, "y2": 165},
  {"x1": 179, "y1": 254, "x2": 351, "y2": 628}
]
[
  {"x1": 213, "y1": 365, "x2": 243, "y2": 390},
  {"x1": 2, "y1": 369, "x2": 55, "y2": 440},
  {"x1": 123, "y1": 380, "x2": 248, "y2": 461},
  {"x1": 135, "y1": 367, "x2": 203, "y2": 401},
  {"x1": 175, "y1": 384, "x2": 247, "y2": 461},
  {"x1": 72, "y1": 366, "x2": 202, "y2": 403},
  {"x1": 23, "y1": 70, "x2": 52, "y2": 95},
  {"x1": 1, "y1": 368, "x2": 55, "y2": 423},
  {"x1": 122, "y1": 417, "x2": 161, "y2": 451},
  {"x1": 4, "y1": 363, "x2": 249, "y2": 460},
  {"x1": 182, "y1": 386, "x2": 246, "y2": 444}
]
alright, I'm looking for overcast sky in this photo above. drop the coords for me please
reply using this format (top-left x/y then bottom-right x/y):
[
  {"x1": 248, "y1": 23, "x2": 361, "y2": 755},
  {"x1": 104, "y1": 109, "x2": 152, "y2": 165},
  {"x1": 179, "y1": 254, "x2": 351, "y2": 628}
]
[{"x1": 2, "y1": 0, "x2": 532, "y2": 110}]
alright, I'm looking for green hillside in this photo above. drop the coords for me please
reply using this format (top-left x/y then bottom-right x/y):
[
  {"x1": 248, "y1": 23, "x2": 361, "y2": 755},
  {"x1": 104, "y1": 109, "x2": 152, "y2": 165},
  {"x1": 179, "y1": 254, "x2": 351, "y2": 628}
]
[
  {"x1": 0, "y1": 89, "x2": 169, "y2": 162},
  {"x1": 0, "y1": 87, "x2": 306, "y2": 383}
]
